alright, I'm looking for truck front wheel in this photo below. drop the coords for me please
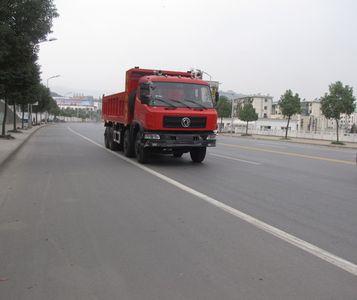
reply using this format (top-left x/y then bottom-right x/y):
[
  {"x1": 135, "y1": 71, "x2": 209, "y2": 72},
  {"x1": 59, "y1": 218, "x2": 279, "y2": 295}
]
[
  {"x1": 123, "y1": 129, "x2": 135, "y2": 157},
  {"x1": 190, "y1": 147, "x2": 206, "y2": 163},
  {"x1": 135, "y1": 132, "x2": 149, "y2": 163}
]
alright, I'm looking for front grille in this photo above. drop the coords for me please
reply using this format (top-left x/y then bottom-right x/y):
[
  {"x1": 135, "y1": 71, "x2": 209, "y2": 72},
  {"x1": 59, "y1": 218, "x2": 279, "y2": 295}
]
[{"x1": 163, "y1": 116, "x2": 207, "y2": 128}]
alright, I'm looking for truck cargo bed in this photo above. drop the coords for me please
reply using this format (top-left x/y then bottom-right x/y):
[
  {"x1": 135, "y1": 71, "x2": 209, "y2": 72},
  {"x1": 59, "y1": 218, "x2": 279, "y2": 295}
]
[{"x1": 102, "y1": 92, "x2": 129, "y2": 124}]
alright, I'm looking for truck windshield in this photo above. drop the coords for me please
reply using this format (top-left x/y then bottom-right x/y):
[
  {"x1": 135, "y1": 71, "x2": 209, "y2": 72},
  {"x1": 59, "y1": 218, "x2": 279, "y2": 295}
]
[{"x1": 147, "y1": 82, "x2": 214, "y2": 108}]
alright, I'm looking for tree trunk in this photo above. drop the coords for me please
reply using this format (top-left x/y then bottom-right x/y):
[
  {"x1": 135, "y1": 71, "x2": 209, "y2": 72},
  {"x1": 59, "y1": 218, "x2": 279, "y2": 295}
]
[
  {"x1": 220, "y1": 116, "x2": 223, "y2": 132},
  {"x1": 21, "y1": 105, "x2": 25, "y2": 129},
  {"x1": 246, "y1": 121, "x2": 248, "y2": 135},
  {"x1": 13, "y1": 102, "x2": 17, "y2": 131},
  {"x1": 285, "y1": 116, "x2": 291, "y2": 139},
  {"x1": 1, "y1": 99, "x2": 8, "y2": 136},
  {"x1": 336, "y1": 119, "x2": 339, "y2": 143}
]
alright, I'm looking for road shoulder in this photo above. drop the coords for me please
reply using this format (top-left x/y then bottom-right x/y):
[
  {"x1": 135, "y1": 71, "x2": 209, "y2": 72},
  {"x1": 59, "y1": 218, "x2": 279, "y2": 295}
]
[{"x1": 0, "y1": 125, "x2": 47, "y2": 170}]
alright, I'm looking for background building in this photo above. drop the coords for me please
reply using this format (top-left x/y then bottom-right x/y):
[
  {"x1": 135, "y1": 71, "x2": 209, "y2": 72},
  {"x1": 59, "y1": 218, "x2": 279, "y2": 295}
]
[
  {"x1": 217, "y1": 89, "x2": 356, "y2": 139},
  {"x1": 54, "y1": 95, "x2": 98, "y2": 111},
  {"x1": 236, "y1": 94, "x2": 273, "y2": 119}
]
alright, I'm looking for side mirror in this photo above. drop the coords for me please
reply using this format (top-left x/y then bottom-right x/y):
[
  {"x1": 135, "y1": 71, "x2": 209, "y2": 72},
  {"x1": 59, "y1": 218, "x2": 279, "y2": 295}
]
[{"x1": 215, "y1": 92, "x2": 219, "y2": 104}]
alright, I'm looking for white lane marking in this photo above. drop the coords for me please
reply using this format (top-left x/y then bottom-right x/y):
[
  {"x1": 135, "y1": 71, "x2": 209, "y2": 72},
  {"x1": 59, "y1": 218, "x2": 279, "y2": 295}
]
[
  {"x1": 210, "y1": 153, "x2": 261, "y2": 165},
  {"x1": 67, "y1": 126, "x2": 357, "y2": 277}
]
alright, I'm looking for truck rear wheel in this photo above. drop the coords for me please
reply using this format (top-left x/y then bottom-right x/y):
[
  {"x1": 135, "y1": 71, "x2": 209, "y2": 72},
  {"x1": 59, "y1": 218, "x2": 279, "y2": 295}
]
[
  {"x1": 135, "y1": 132, "x2": 149, "y2": 164},
  {"x1": 104, "y1": 127, "x2": 110, "y2": 149},
  {"x1": 190, "y1": 147, "x2": 206, "y2": 163},
  {"x1": 108, "y1": 127, "x2": 119, "y2": 151},
  {"x1": 123, "y1": 129, "x2": 135, "y2": 157},
  {"x1": 116, "y1": 129, "x2": 124, "y2": 151}
]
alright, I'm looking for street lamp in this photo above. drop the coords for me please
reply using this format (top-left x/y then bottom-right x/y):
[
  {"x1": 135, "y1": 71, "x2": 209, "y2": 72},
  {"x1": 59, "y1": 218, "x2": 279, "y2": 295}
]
[
  {"x1": 47, "y1": 74, "x2": 60, "y2": 88},
  {"x1": 231, "y1": 93, "x2": 235, "y2": 134},
  {"x1": 201, "y1": 70, "x2": 212, "y2": 81},
  {"x1": 39, "y1": 37, "x2": 57, "y2": 44},
  {"x1": 44, "y1": 75, "x2": 60, "y2": 123}
]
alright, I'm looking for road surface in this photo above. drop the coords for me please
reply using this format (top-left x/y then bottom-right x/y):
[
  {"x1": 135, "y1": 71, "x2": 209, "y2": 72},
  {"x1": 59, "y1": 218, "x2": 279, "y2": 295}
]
[{"x1": 0, "y1": 123, "x2": 356, "y2": 299}]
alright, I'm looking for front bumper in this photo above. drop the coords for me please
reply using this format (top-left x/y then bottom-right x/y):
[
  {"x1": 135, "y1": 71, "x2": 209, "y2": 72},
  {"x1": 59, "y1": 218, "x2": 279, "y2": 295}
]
[{"x1": 143, "y1": 132, "x2": 216, "y2": 149}]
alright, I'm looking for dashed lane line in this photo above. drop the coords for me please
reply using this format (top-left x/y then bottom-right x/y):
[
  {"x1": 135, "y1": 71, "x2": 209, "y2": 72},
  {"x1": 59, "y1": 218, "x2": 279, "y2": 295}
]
[{"x1": 209, "y1": 153, "x2": 261, "y2": 165}]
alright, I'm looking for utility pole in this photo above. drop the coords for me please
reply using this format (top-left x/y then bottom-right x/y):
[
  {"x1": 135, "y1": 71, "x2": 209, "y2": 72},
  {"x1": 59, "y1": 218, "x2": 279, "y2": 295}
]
[
  {"x1": 231, "y1": 93, "x2": 235, "y2": 134},
  {"x1": 46, "y1": 75, "x2": 60, "y2": 123},
  {"x1": 27, "y1": 103, "x2": 31, "y2": 129}
]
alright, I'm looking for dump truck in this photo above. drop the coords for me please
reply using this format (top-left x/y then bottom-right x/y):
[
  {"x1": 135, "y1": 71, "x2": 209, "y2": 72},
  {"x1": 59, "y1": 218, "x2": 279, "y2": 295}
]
[{"x1": 102, "y1": 67, "x2": 218, "y2": 163}]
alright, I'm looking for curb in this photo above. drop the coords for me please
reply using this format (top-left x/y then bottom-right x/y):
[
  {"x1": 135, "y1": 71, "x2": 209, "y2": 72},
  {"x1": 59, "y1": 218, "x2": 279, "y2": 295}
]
[
  {"x1": 280, "y1": 139, "x2": 357, "y2": 150},
  {"x1": 0, "y1": 125, "x2": 46, "y2": 172}
]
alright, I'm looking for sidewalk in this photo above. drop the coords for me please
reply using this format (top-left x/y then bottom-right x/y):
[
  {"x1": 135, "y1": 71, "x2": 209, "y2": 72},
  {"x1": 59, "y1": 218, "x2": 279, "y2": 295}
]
[
  {"x1": 0, "y1": 125, "x2": 45, "y2": 168},
  {"x1": 220, "y1": 133, "x2": 357, "y2": 149}
]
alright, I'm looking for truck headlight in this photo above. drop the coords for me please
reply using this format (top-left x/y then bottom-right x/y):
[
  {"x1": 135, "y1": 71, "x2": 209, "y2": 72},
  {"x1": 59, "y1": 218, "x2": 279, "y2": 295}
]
[
  {"x1": 144, "y1": 133, "x2": 161, "y2": 140},
  {"x1": 206, "y1": 134, "x2": 216, "y2": 141}
]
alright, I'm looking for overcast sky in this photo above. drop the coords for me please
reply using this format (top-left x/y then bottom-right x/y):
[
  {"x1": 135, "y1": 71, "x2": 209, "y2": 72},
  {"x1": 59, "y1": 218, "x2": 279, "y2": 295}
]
[{"x1": 38, "y1": 0, "x2": 357, "y2": 101}]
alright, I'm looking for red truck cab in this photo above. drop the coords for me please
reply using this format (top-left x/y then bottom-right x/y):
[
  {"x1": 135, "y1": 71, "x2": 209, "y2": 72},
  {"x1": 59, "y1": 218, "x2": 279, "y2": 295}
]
[{"x1": 102, "y1": 67, "x2": 218, "y2": 163}]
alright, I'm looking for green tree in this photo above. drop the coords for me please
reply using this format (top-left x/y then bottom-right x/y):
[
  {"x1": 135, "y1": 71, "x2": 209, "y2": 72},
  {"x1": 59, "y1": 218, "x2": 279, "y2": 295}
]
[
  {"x1": 7, "y1": 59, "x2": 41, "y2": 130},
  {"x1": 279, "y1": 90, "x2": 301, "y2": 139},
  {"x1": 0, "y1": 40, "x2": 37, "y2": 134},
  {"x1": 34, "y1": 83, "x2": 54, "y2": 123},
  {"x1": 238, "y1": 103, "x2": 258, "y2": 135},
  {"x1": 0, "y1": 0, "x2": 58, "y2": 136},
  {"x1": 215, "y1": 96, "x2": 231, "y2": 131},
  {"x1": 48, "y1": 98, "x2": 60, "y2": 118},
  {"x1": 320, "y1": 81, "x2": 356, "y2": 143}
]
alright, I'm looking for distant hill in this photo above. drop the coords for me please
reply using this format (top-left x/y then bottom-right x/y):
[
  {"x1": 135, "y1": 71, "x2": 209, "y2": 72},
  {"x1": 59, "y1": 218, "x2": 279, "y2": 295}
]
[
  {"x1": 219, "y1": 90, "x2": 245, "y2": 99},
  {"x1": 50, "y1": 91, "x2": 62, "y2": 97}
]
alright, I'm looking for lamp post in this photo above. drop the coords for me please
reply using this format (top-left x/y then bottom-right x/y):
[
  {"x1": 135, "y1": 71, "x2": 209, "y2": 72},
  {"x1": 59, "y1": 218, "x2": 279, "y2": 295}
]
[
  {"x1": 45, "y1": 75, "x2": 60, "y2": 123},
  {"x1": 201, "y1": 70, "x2": 212, "y2": 81},
  {"x1": 47, "y1": 74, "x2": 60, "y2": 88},
  {"x1": 38, "y1": 37, "x2": 57, "y2": 44},
  {"x1": 32, "y1": 38, "x2": 57, "y2": 125},
  {"x1": 231, "y1": 93, "x2": 235, "y2": 134},
  {"x1": 27, "y1": 103, "x2": 32, "y2": 129}
]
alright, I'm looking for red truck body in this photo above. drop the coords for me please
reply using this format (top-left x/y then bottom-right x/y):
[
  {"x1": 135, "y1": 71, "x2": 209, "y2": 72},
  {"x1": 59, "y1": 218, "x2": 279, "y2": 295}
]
[{"x1": 102, "y1": 67, "x2": 218, "y2": 163}]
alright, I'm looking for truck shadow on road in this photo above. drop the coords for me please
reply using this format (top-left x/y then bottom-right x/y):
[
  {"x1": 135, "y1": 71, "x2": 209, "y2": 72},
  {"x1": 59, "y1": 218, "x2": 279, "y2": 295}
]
[{"x1": 142, "y1": 154, "x2": 210, "y2": 168}]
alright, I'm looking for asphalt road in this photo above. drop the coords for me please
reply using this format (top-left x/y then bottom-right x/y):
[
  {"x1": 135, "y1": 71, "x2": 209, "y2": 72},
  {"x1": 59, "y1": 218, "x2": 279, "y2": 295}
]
[{"x1": 0, "y1": 123, "x2": 356, "y2": 299}]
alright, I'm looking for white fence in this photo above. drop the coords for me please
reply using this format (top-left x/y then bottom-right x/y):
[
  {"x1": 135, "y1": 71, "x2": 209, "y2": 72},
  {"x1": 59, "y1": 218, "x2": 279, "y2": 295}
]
[{"x1": 233, "y1": 128, "x2": 357, "y2": 143}]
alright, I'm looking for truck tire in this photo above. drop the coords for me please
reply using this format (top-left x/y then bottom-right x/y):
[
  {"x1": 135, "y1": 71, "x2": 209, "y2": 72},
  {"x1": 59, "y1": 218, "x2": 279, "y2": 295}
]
[
  {"x1": 135, "y1": 132, "x2": 149, "y2": 164},
  {"x1": 123, "y1": 129, "x2": 135, "y2": 157},
  {"x1": 104, "y1": 127, "x2": 110, "y2": 149},
  {"x1": 116, "y1": 129, "x2": 124, "y2": 151},
  {"x1": 108, "y1": 127, "x2": 119, "y2": 151},
  {"x1": 190, "y1": 147, "x2": 206, "y2": 163}
]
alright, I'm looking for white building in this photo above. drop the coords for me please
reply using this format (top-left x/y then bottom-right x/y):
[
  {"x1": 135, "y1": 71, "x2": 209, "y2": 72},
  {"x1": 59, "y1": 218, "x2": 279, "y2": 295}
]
[
  {"x1": 236, "y1": 94, "x2": 273, "y2": 119},
  {"x1": 54, "y1": 95, "x2": 98, "y2": 112},
  {"x1": 218, "y1": 117, "x2": 298, "y2": 133}
]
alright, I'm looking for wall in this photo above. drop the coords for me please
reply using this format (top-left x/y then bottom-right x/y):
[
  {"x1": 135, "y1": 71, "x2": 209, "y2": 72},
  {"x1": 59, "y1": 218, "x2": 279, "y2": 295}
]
[{"x1": 0, "y1": 100, "x2": 21, "y2": 125}]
